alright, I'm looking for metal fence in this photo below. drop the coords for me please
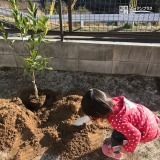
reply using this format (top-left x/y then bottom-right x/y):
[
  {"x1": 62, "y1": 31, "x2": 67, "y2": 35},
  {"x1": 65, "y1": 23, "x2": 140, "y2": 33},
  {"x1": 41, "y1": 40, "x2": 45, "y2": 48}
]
[{"x1": 0, "y1": 0, "x2": 160, "y2": 40}]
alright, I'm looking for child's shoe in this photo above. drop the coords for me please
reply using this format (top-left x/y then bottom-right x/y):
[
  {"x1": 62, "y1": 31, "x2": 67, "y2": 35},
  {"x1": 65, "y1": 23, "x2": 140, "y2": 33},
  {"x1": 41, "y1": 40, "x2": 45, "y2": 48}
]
[{"x1": 102, "y1": 144, "x2": 123, "y2": 159}]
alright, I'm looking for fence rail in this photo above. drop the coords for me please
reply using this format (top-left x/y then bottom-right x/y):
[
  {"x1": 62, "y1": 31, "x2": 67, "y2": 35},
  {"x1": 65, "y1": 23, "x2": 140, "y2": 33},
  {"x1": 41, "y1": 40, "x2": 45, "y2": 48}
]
[{"x1": 0, "y1": 0, "x2": 160, "y2": 40}]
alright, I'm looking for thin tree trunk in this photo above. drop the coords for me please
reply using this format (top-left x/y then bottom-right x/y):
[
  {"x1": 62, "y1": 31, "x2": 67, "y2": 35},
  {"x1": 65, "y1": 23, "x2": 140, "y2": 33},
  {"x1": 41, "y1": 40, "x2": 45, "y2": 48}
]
[
  {"x1": 32, "y1": 70, "x2": 39, "y2": 99},
  {"x1": 71, "y1": 0, "x2": 77, "y2": 10},
  {"x1": 49, "y1": 0, "x2": 56, "y2": 15}
]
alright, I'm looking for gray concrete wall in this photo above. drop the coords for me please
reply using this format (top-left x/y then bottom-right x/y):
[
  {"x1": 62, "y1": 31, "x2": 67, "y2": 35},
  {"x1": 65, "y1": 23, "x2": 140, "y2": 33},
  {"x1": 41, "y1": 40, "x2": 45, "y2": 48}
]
[{"x1": 0, "y1": 38, "x2": 160, "y2": 77}]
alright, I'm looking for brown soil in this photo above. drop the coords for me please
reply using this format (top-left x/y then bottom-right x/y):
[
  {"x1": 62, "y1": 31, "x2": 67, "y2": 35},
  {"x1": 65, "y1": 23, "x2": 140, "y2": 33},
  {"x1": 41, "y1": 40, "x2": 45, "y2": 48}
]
[
  {"x1": 29, "y1": 94, "x2": 46, "y2": 109},
  {"x1": 0, "y1": 69, "x2": 160, "y2": 160},
  {"x1": 0, "y1": 89, "x2": 113, "y2": 160}
]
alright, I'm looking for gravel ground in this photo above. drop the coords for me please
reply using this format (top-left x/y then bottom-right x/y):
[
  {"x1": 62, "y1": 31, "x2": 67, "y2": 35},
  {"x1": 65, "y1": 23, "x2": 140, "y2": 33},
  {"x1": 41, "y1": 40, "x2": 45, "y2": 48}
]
[{"x1": 0, "y1": 68, "x2": 160, "y2": 112}]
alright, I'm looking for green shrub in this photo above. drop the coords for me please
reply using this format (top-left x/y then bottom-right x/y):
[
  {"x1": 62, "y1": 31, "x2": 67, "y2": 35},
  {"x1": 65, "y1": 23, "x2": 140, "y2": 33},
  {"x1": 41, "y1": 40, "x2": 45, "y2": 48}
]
[{"x1": 123, "y1": 22, "x2": 133, "y2": 29}]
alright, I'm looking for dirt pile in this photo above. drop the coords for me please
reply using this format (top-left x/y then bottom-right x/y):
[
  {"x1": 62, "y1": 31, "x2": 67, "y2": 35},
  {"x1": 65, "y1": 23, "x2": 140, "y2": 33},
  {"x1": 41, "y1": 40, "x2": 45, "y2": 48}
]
[
  {"x1": 0, "y1": 93, "x2": 112, "y2": 160},
  {"x1": 0, "y1": 98, "x2": 41, "y2": 159}
]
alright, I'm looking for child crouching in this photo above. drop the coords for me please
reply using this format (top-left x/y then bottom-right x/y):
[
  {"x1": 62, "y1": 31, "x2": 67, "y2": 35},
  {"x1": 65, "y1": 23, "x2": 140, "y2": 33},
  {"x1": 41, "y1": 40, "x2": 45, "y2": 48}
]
[{"x1": 81, "y1": 88, "x2": 160, "y2": 159}]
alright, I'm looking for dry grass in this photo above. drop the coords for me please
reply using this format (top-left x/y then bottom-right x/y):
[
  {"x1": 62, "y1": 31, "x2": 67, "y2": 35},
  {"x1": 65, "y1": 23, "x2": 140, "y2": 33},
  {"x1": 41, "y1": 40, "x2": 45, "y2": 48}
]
[{"x1": 0, "y1": 14, "x2": 14, "y2": 23}]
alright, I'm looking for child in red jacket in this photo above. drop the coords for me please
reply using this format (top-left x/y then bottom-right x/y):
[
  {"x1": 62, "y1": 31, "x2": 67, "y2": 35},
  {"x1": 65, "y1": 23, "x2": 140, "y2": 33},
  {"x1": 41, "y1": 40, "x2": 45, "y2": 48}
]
[{"x1": 81, "y1": 88, "x2": 160, "y2": 159}]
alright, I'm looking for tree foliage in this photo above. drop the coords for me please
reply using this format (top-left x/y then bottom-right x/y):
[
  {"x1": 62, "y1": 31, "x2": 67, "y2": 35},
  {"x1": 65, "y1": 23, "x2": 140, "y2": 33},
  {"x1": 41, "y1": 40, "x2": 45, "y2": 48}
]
[{"x1": 0, "y1": 0, "x2": 53, "y2": 98}]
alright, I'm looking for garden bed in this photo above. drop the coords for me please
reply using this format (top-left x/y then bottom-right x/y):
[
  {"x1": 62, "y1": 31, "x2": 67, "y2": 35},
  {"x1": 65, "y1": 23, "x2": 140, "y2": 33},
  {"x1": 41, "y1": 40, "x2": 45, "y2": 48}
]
[{"x1": 0, "y1": 68, "x2": 160, "y2": 160}]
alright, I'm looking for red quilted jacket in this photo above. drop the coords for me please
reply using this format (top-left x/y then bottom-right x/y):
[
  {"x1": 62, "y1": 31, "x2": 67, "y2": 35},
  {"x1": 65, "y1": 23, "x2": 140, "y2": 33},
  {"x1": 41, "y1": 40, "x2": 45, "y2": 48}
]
[{"x1": 107, "y1": 96, "x2": 160, "y2": 153}]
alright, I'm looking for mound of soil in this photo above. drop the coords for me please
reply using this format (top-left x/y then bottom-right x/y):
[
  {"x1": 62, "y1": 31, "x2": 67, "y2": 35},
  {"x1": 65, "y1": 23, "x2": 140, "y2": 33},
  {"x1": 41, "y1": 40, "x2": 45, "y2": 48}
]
[{"x1": 0, "y1": 90, "x2": 112, "y2": 160}]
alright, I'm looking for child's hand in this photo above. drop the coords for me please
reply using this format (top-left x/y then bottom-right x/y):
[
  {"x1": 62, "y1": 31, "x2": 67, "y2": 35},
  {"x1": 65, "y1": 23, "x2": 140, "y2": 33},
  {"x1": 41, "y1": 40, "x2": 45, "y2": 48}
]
[{"x1": 119, "y1": 146, "x2": 127, "y2": 153}]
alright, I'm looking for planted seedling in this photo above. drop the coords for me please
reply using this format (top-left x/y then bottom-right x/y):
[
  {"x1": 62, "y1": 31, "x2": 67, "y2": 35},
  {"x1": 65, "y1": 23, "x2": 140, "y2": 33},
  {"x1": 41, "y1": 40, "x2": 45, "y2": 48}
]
[{"x1": 0, "y1": 0, "x2": 53, "y2": 108}]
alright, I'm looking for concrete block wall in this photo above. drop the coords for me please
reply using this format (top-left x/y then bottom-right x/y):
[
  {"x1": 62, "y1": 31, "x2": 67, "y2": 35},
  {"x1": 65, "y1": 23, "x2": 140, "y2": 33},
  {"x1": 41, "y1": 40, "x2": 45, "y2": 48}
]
[{"x1": 0, "y1": 38, "x2": 160, "y2": 77}]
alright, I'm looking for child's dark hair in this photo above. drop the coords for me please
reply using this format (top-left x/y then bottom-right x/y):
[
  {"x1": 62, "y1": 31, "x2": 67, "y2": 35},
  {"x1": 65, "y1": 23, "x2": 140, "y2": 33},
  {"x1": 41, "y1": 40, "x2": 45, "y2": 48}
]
[{"x1": 81, "y1": 88, "x2": 115, "y2": 119}]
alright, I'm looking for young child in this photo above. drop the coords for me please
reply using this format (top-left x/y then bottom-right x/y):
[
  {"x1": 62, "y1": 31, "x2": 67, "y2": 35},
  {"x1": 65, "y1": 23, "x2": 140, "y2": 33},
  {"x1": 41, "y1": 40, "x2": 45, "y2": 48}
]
[{"x1": 81, "y1": 88, "x2": 160, "y2": 159}]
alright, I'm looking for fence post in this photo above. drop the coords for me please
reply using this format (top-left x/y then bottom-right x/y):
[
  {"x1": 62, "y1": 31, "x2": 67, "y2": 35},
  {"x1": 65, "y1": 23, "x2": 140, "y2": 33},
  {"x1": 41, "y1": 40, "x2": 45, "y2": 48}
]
[
  {"x1": 68, "y1": 0, "x2": 72, "y2": 32},
  {"x1": 58, "y1": 0, "x2": 63, "y2": 41}
]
